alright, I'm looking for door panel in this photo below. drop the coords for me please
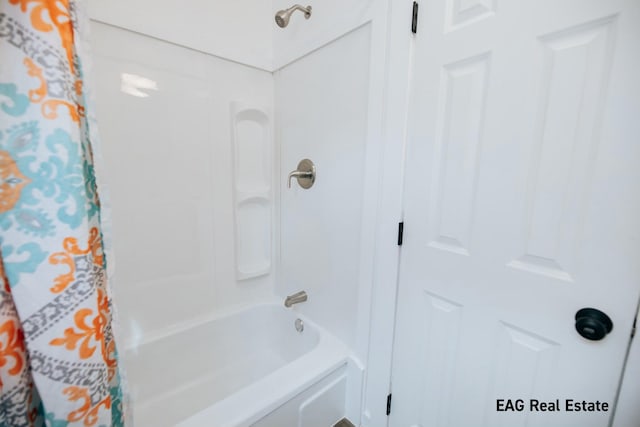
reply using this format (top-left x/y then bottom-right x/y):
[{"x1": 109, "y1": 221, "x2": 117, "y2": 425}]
[{"x1": 390, "y1": 0, "x2": 640, "y2": 426}]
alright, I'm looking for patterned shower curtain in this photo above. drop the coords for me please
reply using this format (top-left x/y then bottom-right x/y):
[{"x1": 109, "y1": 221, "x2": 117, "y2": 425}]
[{"x1": 0, "y1": 0, "x2": 125, "y2": 426}]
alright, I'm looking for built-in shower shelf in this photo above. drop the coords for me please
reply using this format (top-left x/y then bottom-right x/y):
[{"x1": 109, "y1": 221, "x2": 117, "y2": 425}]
[{"x1": 231, "y1": 102, "x2": 273, "y2": 281}]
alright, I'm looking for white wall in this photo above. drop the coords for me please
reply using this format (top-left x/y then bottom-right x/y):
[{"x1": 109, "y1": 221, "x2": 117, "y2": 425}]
[
  {"x1": 272, "y1": 0, "x2": 389, "y2": 363},
  {"x1": 276, "y1": 24, "x2": 372, "y2": 351},
  {"x1": 274, "y1": 1, "x2": 391, "y2": 422},
  {"x1": 273, "y1": 0, "x2": 374, "y2": 68},
  {"x1": 359, "y1": 0, "x2": 414, "y2": 424},
  {"x1": 89, "y1": 0, "x2": 377, "y2": 71},
  {"x1": 91, "y1": 22, "x2": 274, "y2": 347},
  {"x1": 88, "y1": 0, "x2": 273, "y2": 71}
]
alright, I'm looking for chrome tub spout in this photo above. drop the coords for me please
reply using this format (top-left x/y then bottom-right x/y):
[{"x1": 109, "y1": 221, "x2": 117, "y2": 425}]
[{"x1": 284, "y1": 291, "x2": 308, "y2": 307}]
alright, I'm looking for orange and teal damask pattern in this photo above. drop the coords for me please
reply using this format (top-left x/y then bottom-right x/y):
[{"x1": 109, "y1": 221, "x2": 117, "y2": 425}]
[{"x1": 0, "y1": 1, "x2": 124, "y2": 426}]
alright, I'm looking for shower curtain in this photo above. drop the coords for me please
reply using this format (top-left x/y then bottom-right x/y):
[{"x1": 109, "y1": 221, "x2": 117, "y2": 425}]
[{"x1": 0, "y1": 0, "x2": 125, "y2": 426}]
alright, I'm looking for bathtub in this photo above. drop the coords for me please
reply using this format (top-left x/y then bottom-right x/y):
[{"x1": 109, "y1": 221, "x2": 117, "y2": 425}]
[{"x1": 123, "y1": 302, "x2": 352, "y2": 426}]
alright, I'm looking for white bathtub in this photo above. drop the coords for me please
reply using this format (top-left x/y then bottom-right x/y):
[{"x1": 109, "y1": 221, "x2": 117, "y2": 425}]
[{"x1": 123, "y1": 302, "x2": 351, "y2": 426}]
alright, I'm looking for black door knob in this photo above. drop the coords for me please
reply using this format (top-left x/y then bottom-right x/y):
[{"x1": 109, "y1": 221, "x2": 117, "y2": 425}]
[{"x1": 575, "y1": 308, "x2": 613, "y2": 341}]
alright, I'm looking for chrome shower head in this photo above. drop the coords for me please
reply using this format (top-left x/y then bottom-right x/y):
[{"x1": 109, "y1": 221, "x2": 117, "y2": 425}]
[{"x1": 275, "y1": 4, "x2": 312, "y2": 28}]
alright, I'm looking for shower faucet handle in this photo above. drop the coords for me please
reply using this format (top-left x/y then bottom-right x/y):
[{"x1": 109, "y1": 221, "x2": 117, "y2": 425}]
[
  {"x1": 288, "y1": 159, "x2": 316, "y2": 189},
  {"x1": 288, "y1": 171, "x2": 312, "y2": 187}
]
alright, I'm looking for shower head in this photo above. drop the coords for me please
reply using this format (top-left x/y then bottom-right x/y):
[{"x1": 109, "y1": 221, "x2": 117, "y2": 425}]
[{"x1": 275, "y1": 4, "x2": 312, "y2": 28}]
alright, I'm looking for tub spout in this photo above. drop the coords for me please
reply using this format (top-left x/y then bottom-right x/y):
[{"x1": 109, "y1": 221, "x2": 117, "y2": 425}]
[{"x1": 284, "y1": 291, "x2": 308, "y2": 307}]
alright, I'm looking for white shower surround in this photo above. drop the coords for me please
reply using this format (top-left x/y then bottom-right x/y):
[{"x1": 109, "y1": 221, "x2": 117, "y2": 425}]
[{"x1": 89, "y1": 0, "x2": 388, "y2": 425}]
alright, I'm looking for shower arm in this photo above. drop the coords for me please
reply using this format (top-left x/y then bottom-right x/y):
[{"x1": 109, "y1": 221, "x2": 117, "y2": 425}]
[{"x1": 286, "y1": 4, "x2": 312, "y2": 18}]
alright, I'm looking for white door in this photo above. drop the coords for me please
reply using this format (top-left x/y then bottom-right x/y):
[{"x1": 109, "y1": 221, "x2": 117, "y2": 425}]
[{"x1": 390, "y1": 0, "x2": 640, "y2": 426}]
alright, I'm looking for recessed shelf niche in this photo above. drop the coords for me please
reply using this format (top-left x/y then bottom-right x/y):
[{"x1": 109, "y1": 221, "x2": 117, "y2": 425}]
[{"x1": 230, "y1": 102, "x2": 272, "y2": 280}]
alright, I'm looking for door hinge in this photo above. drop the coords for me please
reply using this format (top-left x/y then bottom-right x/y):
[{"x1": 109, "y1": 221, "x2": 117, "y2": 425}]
[
  {"x1": 411, "y1": 1, "x2": 419, "y2": 34},
  {"x1": 386, "y1": 393, "x2": 393, "y2": 416},
  {"x1": 397, "y1": 222, "x2": 404, "y2": 246}
]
